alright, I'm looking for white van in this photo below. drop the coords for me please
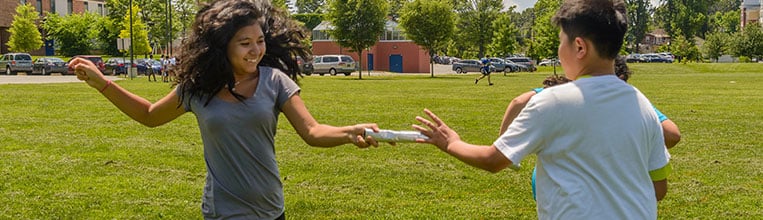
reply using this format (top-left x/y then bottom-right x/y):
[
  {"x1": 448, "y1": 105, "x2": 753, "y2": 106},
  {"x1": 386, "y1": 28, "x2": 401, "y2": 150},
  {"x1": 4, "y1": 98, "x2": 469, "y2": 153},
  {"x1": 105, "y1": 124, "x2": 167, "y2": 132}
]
[{"x1": 312, "y1": 55, "x2": 356, "y2": 76}]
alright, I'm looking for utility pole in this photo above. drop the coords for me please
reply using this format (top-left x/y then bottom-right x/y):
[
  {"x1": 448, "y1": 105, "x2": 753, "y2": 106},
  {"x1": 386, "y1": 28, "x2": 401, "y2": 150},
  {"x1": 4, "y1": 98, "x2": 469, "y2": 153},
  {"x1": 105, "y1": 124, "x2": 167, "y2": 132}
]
[
  {"x1": 166, "y1": 0, "x2": 170, "y2": 56},
  {"x1": 129, "y1": 0, "x2": 135, "y2": 79}
]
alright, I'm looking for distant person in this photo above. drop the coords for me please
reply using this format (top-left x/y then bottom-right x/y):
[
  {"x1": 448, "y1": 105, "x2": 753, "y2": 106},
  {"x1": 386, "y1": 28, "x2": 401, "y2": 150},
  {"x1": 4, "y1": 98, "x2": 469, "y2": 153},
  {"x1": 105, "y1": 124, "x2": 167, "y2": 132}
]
[
  {"x1": 147, "y1": 55, "x2": 157, "y2": 82},
  {"x1": 160, "y1": 55, "x2": 169, "y2": 82},
  {"x1": 475, "y1": 55, "x2": 493, "y2": 86},
  {"x1": 69, "y1": 0, "x2": 387, "y2": 218},
  {"x1": 413, "y1": 0, "x2": 671, "y2": 218}
]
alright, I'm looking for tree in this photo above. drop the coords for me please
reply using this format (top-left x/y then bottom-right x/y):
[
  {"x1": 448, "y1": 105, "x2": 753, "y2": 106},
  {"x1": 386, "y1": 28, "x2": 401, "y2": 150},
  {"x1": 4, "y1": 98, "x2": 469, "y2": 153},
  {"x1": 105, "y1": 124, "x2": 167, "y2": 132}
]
[
  {"x1": 528, "y1": 0, "x2": 561, "y2": 61},
  {"x1": 509, "y1": 8, "x2": 534, "y2": 54},
  {"x1": 709, "y1": 10, "x2": 739, "y2": 34},
  {"x1": 670, "y1": 33, "x2": 700, "y2": 63},
  {"x1": 702, "y1": 31, "x2": 728, "y2": 62},
  {"x1": 399, "y1": 0, "x2": 454, "y2": 77},
  {"x1": 487, "y1": 12, "x2": 519, "y2": 57},
  {"x1": 297, "y1": 0, "x2": 325, "y2": 13},
  {"x1": 43, "y1": 12, "x2": 101, "y2": 56},
  {"x1": 731, "y1": 25, "x2": 763, "y2": 61},
  {"x1": 119, "y1": 5, "x2": 152, "y2": 56},
  {"x1": 452, "y1": 0, "x2": 503, "y2": 58},
  {"x1": 625, "y1": 0, "x2": 651, "y2": 53},
  {"x1": 388, "y1": 0, "x2": 407, "y2": 21},
  {"x1": 327, "y1": 0, "x2": 388, "y2": 79},
  {"x1": 7, "y1": 3, "x2": 43, "y2": 53},
  {"x1": 655, "y1": 0, "x2": 710, "y2": 40}
]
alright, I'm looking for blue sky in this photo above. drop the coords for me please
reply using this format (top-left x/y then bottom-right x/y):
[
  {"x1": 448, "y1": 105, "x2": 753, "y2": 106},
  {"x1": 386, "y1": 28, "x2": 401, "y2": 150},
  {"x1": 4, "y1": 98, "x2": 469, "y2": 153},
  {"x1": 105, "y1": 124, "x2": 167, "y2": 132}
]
[{"x1": 504, "y1": 0, "x2": 663, "y2": 12}]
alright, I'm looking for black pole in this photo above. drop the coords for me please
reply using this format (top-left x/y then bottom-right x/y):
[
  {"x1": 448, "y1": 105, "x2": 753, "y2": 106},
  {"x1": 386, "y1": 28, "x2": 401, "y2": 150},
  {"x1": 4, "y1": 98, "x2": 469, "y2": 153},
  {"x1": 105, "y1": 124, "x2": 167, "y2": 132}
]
[
  {"x1": 165, "y1": 0, "x2": 170, "y2": 56},
  {"x1": 129, "y1": 0, "x2": 134, "y2": 80}
]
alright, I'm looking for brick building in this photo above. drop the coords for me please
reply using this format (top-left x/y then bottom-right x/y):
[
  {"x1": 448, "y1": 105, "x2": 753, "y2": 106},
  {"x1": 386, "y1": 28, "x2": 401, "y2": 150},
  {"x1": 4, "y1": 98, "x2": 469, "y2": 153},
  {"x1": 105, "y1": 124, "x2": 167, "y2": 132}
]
[
  {"x1": 0, "y1": 0, "x2": 106, "y2": 55},
  {"x1": 311, "y1": 20, "x2": 430, "y2": 73}
]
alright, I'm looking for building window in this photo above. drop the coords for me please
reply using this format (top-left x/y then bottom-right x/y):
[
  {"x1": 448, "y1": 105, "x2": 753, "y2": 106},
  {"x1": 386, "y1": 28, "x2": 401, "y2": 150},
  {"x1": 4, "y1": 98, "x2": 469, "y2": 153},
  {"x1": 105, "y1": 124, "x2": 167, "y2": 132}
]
[
  {"x1": 83, "y1": 2, "x2": 88, "y2": 11},
  {"x1": 67, "y1": 0, "x2": 72, "y2": 14},
  {"x1": 50, "y1": 0, "x2": 56, "y2": 13},
  {"x1": 380, "y1": 30, "x2": 407, "y2": 41},
  {"x1": 98, "y1": 4, "x2": 103, "y2": 15},
  {"x1": 312, "y1": 30, "x2": 332, "y2": 41},
  {"x1": 20, "y1": 0, "x2": 27, "y2": 4},
  {"x1": 36, "y1": 0, "x2": 42, "y2": 15}
]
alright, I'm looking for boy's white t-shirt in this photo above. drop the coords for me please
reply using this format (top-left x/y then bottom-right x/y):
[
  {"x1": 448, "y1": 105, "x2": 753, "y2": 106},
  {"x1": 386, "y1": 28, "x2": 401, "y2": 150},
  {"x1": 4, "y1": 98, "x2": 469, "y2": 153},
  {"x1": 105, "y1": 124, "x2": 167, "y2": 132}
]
[{"x1": 494, "y1": 75, "x2": 669, "y2": 220}]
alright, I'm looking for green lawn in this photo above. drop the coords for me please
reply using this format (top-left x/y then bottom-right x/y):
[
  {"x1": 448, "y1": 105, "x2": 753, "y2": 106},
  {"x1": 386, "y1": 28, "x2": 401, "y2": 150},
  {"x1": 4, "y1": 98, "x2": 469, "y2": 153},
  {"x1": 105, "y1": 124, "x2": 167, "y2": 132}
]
[{"x1": 1, "y1": 63, "x2": 761, "y2": 219}]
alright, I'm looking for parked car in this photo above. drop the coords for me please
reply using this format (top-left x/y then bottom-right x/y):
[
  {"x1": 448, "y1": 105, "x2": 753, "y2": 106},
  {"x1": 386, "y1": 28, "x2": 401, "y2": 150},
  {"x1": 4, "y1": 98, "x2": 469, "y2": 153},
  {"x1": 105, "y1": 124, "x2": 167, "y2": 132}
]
[
  {"x1": 506, "y1": 57, "x2": 536, "y2": 72},
  {"x1": 67, "y1": 55, "x2": 105, "y2": 75},
  {"x1": 1, "y1": 53, "x2": 33, "y2": 75},
  {"x1": 312, "y1": 55, "x2": 355, "y2": 76},
  {"x1": 488, "y1": 58, "x2": 514, "y2": 73},
  {"x1": 503, "y1": 59, "x2": 523, "y2": 73},
  {"x1": 296, "y1": 56, "x2": 314, "y2": 75},
  {"x1": 538, "y1": 58, "x2": 560, "y2": 66},
  {"x1": 642, "y1": 53, "x2": 671, "y2": 63},
  {"x1": 657, "y1": 52, "x2": 675, "y2": 63},
  {"x1": 625, "y1": 54, "x2": 645, "y2": 63},
  {"x1": 133, "y1": 59, "x2": 151, "y2": 75},
  {"x1": 452, "y1": 59, "x2": 494, "y2": 74},
  {"x1": 32, "y1": 57, "x2": 67, "y2": 75},
  {"x1": 104, "y1": 57, "x2": 129, "y2": 75},
  {"x1": 146, "y1": 59, "x2": 163, "y2": 75}
]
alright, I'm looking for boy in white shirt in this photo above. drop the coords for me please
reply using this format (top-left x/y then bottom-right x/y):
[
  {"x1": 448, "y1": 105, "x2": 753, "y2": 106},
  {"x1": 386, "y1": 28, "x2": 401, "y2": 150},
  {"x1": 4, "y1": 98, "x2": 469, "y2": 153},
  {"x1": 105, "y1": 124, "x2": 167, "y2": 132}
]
[{"x1": 413, "y1": 0, "x2": 671, "y2": 219}]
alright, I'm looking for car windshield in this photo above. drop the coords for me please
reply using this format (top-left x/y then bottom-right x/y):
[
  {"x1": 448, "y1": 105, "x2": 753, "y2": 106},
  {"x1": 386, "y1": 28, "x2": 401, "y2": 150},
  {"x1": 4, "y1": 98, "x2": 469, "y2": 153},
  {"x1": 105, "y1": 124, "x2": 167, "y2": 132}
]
[
  {"x1": 17, "y1": 55, "x2": 32, "y2": 60},
  {"x1": 48, "y1": 58, "x2": 64, "y2": 62}
]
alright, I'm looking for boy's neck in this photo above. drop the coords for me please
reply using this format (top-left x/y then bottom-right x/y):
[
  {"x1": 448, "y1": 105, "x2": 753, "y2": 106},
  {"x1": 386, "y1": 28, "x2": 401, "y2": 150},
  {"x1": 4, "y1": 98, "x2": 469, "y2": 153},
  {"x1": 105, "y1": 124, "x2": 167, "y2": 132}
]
[{"x1": 568, "y1": 58, "x2": 615, "y2": 80}]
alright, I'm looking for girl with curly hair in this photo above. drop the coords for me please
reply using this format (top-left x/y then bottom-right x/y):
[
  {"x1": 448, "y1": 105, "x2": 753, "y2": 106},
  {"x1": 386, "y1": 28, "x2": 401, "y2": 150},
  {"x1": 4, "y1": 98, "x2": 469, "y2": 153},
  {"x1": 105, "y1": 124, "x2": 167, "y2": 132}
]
[{"x1": 69, "y1": 0, "x2": 383, "y2": 218}]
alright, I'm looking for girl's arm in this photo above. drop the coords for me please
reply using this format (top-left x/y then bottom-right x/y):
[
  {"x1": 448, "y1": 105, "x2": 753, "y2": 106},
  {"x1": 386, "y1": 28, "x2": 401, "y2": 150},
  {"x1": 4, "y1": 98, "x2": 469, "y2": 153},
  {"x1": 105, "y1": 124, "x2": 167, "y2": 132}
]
[
  {"x1": 71, "y1": 58, "x2": 186, "y2": 127},
  {"x1": 281, "y1": 93, "x2": 379, "y2": 148},
  {"x1": 499, "y1": 91, "x2": 536, "y2": 135}
]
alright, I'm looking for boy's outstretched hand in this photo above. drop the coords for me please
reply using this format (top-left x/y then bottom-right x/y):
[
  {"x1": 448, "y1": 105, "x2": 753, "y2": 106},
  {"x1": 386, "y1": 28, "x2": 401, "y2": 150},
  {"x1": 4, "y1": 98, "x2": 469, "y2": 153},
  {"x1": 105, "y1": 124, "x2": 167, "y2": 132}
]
[
  {"x1": 69, "y1": 57, "x2": 108, "y2": 91},
  {"x1": 413, "y1": 109, "x2": 461, "y2": 152}
]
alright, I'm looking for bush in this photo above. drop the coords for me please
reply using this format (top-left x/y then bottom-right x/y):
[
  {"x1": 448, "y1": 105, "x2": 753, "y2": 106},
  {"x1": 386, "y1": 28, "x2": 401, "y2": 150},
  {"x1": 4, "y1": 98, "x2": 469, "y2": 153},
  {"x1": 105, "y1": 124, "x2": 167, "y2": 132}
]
[{"x1": 739, "y1": 56, "x2": 751, "y2": 63}]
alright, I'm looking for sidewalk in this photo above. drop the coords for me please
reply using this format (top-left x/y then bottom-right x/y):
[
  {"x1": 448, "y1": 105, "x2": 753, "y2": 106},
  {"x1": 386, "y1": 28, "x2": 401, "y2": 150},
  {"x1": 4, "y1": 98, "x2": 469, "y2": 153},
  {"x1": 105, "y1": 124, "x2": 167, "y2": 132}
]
[{"x1": 0, "y1": 75, "x2": 121, "y2": 85}]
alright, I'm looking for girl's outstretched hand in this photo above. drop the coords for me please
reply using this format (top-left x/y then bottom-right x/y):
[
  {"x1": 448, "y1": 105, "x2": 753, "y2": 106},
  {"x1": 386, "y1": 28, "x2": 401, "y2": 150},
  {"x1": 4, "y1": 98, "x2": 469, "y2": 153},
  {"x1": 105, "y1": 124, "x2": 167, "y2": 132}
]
[{"x1": 69, "y1": 57, "x2": 108, "y2": 91}]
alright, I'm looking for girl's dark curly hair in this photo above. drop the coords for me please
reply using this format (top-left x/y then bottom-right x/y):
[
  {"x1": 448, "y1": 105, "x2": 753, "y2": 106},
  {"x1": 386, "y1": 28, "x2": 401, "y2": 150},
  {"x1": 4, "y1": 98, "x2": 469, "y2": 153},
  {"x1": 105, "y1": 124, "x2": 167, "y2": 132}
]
[{"x1": 174, "y1": 0, "x2": 311, "y2": 106}]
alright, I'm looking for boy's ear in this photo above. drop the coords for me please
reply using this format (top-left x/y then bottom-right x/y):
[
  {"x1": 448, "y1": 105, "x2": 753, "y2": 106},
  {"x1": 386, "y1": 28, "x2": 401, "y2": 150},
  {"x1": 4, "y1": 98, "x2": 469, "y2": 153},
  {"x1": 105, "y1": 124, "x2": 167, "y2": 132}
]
[{"x1": 574, "y1": 37, "x2": 587, "y2": 59}]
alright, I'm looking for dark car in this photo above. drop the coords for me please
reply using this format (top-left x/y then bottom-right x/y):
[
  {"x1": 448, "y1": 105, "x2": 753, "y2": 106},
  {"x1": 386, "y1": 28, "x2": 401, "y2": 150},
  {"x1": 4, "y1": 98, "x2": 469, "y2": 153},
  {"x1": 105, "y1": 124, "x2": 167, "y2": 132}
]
[
  {"x1": 104, "y1": 57, "x2": 129, "y2": 75},
  {"x1": 1, "y1": 53, "x2": 34, "y2": 75},
  {"x1": 146, "y1": 59, "x2": 163, "y2": 75},
  {"x1": 296, "y1": 56, "x2": 314, "y2": 75},
  {"x1": 32, "y1": 57, "x2": 68, "y2": 75},
  {"x1": 133, "y1": 59, "x2": 151, "y2": 75},
  {"x1": 506, "y1": 57, "x2": 536, "y2": 72},
  {"x1": 452, "y1": 59, "x2": 494, "y2": 74},
  {"x1": 503, "y1": 59, "x2": 522, "y2": 73},
  {"x1": 67, "y1": 55, "x2": 105, "y2": 75}
]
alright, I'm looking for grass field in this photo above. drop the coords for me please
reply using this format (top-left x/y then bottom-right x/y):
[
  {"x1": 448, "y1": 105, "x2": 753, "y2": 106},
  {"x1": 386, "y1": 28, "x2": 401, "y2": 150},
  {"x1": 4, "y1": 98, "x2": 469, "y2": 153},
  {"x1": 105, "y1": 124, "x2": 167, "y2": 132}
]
[{"x1": 1, "y1": 63, "x2": 761, "y2": 219}]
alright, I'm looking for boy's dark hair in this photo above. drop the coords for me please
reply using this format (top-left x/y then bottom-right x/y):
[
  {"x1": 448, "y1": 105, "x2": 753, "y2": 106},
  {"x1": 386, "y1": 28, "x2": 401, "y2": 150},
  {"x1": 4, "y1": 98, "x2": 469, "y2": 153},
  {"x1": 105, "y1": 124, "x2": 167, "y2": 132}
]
[{"x1": 552, "y1": 0, "x2": 627, "y2": 59}]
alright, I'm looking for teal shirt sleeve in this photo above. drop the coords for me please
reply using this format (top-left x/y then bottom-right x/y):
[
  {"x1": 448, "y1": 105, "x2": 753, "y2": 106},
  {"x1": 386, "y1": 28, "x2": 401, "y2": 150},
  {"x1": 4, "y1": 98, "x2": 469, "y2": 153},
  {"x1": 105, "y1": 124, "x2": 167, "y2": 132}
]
[
  {"x1": 532, "y1": 87, "x2": 544, "y2": 93},
  {"x1": 652, "y1": 106, "x2": 668, "y2": 122}
]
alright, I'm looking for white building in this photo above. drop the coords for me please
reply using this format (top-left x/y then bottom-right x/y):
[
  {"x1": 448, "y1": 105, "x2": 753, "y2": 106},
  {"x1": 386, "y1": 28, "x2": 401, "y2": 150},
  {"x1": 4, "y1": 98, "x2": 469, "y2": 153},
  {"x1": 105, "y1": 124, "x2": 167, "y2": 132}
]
[{"x1": 741, "y1": 0, "x2": 763, "y2": 28}]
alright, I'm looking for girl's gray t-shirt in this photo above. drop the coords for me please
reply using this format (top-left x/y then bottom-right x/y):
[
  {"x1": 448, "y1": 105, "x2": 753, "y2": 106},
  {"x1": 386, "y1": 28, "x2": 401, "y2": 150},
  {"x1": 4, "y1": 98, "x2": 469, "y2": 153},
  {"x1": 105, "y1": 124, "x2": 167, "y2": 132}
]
[{"x1": 182, "y1": 66, "x2": 300, "y2": 219}]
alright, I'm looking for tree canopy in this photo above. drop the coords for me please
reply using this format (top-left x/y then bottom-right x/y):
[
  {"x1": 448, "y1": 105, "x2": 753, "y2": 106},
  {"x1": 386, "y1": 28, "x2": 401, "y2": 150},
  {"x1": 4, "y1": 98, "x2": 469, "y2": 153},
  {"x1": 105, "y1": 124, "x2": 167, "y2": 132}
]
[
  {"x1": 7, "y1": 3, "x2": 43, "y2": 53},
  {"x1": 399, "y1": 0, "x2": 455, "y2": 77},
  {"x1": 326, "y1": 0, "x2": 388, "y2": 79}
]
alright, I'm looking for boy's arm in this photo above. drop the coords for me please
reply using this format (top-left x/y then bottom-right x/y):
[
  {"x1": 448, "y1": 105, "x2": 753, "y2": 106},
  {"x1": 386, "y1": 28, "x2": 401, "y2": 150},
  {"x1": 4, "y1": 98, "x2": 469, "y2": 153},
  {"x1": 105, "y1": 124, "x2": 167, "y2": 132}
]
[
  {"x1": 661, "y1": 119, "x2": 681, "y2": 149},
  {"x1": 650, "y1": 163, "x2": 672, "y2": 201}
]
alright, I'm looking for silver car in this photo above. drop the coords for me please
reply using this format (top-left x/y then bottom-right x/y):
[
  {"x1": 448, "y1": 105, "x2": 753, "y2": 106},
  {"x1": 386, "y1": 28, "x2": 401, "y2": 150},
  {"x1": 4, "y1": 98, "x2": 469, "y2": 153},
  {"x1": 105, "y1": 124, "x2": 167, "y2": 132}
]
[
  {"x1": 312, "y1": 55, "x2": 356, "y2": 76},
  {"x1": 1, "y1": 53, "x2": 34, "y2": 75},
  {"x1": 32, "y1": 57, "x2": 68, "y2": 75}
]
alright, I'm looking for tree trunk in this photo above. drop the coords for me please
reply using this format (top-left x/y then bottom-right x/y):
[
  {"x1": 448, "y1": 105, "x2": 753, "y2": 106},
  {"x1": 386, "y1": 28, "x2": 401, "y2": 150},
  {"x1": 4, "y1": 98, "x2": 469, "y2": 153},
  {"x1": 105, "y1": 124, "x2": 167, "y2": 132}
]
[{"x1": 357, "y1": 52, "x2": 363, "y2": 80}]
